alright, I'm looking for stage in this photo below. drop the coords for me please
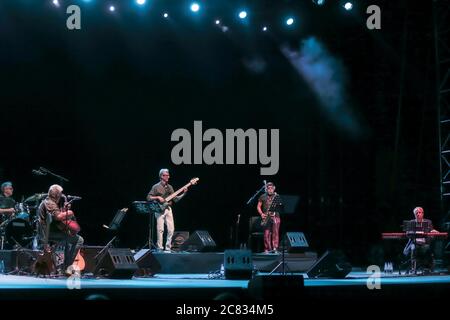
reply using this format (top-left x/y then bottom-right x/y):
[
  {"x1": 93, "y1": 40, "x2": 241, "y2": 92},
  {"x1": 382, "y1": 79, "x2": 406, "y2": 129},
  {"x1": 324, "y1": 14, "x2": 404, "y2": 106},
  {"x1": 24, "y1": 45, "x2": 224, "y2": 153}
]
[
  {"x1": 1, "y1": 270, "x2": 450, "y2": 302},
  {"x1": 0, "y1": 249, "x2": 449, "y2": 303}
]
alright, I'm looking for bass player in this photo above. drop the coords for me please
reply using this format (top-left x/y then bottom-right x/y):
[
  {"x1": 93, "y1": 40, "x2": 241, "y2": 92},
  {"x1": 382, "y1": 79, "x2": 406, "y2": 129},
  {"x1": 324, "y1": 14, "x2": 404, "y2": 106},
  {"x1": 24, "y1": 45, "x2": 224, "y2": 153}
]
[{"x1": 146, "y1": 168, "x2": 189, "y2": 252}]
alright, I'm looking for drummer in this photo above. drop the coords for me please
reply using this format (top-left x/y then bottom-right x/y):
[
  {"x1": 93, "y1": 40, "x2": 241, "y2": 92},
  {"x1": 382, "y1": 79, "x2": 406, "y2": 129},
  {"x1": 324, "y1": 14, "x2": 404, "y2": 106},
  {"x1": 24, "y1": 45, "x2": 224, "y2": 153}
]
[{"x1": 0, "y1": 181, "x2": 16, "y2": 219}]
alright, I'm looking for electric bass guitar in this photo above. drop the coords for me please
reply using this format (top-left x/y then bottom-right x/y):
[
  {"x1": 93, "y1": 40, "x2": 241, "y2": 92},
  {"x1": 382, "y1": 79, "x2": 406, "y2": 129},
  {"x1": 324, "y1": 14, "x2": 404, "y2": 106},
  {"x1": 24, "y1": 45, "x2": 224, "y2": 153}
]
[{"x1": 149, "y1": 177, "x2": 199, "y2": 213}]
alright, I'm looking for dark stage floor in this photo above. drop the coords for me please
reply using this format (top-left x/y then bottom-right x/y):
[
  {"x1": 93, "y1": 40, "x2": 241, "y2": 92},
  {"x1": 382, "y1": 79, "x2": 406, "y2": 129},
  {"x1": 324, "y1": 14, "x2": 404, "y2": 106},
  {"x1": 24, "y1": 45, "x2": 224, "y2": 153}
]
[{"x1": 1, "y1": 250, "x2": 449, "y2": 303}]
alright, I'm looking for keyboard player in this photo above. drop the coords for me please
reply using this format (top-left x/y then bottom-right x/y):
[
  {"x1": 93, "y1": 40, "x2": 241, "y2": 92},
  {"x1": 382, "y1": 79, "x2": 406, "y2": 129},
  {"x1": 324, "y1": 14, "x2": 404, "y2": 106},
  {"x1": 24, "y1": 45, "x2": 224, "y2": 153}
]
[{"x1": 403, "y1": 207, "x2": 440, "y2": 273}]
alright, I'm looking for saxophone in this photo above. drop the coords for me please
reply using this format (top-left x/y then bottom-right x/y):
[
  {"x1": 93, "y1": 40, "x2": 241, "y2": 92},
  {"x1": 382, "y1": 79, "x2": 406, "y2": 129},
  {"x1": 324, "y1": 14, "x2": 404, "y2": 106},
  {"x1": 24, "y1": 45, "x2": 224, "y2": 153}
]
[{"x1": 260, "y1": 194, "x2": 278, "y2": 227}]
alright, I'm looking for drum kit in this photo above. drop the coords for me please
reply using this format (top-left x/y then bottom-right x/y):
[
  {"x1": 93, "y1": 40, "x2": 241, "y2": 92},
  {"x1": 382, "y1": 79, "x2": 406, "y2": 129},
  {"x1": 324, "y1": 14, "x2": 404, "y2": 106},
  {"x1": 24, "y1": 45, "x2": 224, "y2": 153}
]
[{"x1": 0, "y1": 193, "x2": 47, "y2": 250}]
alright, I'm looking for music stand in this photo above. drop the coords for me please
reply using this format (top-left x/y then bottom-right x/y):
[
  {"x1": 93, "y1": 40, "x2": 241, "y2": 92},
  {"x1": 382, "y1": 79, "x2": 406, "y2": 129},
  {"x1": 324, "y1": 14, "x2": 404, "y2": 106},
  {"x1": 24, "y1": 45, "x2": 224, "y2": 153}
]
[
  {"x1": 269, "y1": 195, "x2": 299, "y2": 275},
  {"x1": 132, "y1": 201, "x2": 157, "y2": 251}
]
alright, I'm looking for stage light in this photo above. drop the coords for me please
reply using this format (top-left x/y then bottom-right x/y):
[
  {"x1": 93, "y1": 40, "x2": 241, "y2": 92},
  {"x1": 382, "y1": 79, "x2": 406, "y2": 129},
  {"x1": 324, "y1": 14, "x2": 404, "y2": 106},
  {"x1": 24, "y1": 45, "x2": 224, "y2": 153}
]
[
  {"x1": 286, "y1": 17, "x2": 294, "y2": 26},
  {"x1": 238, "y1": 11, "x2": 247, "y2": 19},
  {"x1": 344, "y1": 2, "x2": 353, "y2": 10},
  {"x1": 136, "y1": 0, "x2": 146, "y2": 5},
  {"x1": 262, "y1": 26, "x2": 268, "y2": 32},
  {"x1": 215, "y1": 20, "x2": 220, "y2": 25},
  {"x1": 52, "y1": 0, "x2": 60, "y2": 7},
  {"x1": 109, "y1": 6, "x2": 115, "y2": 12},
  {"x1": 312, "y1": 0, "x2": 326, "y2": 5},
  {"x1": 163, "y1": 13, "x2": 169, "y2": 18},
  {"x1": 190, "y1": 2, "x2": 200, "y2": 13}
]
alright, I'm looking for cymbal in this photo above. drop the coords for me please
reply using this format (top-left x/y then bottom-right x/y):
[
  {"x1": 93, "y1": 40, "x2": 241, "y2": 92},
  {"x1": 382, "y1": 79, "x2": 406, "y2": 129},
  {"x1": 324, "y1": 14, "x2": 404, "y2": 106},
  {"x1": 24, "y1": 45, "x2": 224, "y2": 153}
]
[{"x1": 24, "y1": 193, "x2": 47, "y2": 203}]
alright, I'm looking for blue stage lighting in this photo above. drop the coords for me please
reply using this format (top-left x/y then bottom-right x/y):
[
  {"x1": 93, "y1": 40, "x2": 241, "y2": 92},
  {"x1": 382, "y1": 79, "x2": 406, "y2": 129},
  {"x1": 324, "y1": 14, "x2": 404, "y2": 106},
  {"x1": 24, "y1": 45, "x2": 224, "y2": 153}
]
[
  {"x1": 109, "y1": 6, "x2": 115, "y2": 12},
  {"x1": 52, "y1": 0, "x2": 60, "y2": 7},
  {"x1": 344, "y1": 2, "x2": 353, "y2": 10},
  {"x1": 238, "y1": 11, "x2": 247, "y2": 19},
  {"x1": 190, "y1": 2, "x2": 200, "y2": 13},
  {"x1": 262, "y1": 26, "x2": 268, "y2": 32},
  {"x1": 163, "y1": 13, "x2": 169, "y2": 18},
  {"x1": 312, "y1": 0, "x2": 326, "y2": 5},
  {"x1": 136, "y1": 0, "x2": 146, "y2": 6},
  {"x1": 215, "y1": 20, "x2": 220, "y2": 25},
  {"x1": 286, "y1": 18, "x2": 294, "y2": 26}
]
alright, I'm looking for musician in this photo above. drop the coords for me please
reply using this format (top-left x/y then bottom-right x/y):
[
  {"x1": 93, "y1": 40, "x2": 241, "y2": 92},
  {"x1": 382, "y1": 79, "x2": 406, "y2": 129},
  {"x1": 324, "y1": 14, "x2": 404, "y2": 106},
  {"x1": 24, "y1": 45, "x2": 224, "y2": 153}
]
[
  {"x1": 0, "y1": 181, "x2": 16, "y2": 218},
  {"x1": 403, "y1": 207, "x2": 439, "y2": 272},
  {"x1": 38, "y1": 184, "x2": 83, "y2": 273},
  {"x1": 146, "y1": 169, "x2": 188, "y2": 252},
  {"x1": 257, "y1": 182, "x2": 282, "y2": 253}
]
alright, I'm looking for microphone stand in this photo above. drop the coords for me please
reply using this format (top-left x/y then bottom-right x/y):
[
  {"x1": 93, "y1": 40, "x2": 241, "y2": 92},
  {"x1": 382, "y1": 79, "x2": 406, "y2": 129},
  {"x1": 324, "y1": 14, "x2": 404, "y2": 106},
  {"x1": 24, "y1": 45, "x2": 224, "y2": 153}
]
[
  {"x1": 246, "y1": 185, "x2": 266, "y2": 205},
  {"x1": 39, "y1": 167, "x2": 69, "y2": 186}
]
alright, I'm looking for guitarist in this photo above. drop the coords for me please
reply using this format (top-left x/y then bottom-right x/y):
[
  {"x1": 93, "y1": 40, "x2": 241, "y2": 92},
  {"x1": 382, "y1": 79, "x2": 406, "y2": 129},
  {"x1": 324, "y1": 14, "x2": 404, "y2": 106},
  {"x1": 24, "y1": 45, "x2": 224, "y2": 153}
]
[
  {"x1": 257, "y1": 182, "x2": 282, "y2": 254},
  {"x1": 146, "y1": 168, "x2": 188, "y2": 252},
  {"x1": 38, "y1": 184, "x2": 84, "y2": 273}
]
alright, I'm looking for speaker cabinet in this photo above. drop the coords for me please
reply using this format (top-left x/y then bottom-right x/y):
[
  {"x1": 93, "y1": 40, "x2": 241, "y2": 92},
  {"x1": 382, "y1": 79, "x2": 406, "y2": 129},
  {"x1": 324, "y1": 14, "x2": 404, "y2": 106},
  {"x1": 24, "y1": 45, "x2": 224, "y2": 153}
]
[
  {"x1": 171, "y1": 231, "x2": 189, "y2": 251},
  {"x1": 306, "y1": 250, "x2": 352, "y2": 279},
  {"x1": 94, "y1": 248, "x2": 138, "y2": 279},
  {"x1": 133, "y1": 249, "x2": 161, "y2": 276},
  {"x1": 224, "y1": 249, "x2": 253, "y2": 279},
  {"x1": 284, "y1": 232, "x2": 309, "y2": 253},
  {"x1": 180, "y1": 230, "x2": 216, "y2": 252}
]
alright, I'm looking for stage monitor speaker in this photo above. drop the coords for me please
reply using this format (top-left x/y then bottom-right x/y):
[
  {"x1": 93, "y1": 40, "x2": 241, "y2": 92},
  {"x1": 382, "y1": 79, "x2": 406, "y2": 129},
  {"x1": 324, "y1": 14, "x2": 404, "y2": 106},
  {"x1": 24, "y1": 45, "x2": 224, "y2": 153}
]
[
  {"x1": 306, "y1": 250, "x2": 352, "y2": 279},
  {"x1": 248, "y1": 275, "x2": 304, "y2": 300},
  {"x1": 171, "y1": 231, "x2": 190, "y2": 252},
  {"x1": 180, "y1": 230, "x2": 216, "y2": 252},
  {"x1": 224, "y1": 249, "x2": 253, "y2": 280},
  {"x1": 284, "y1": 232, "x2": 309, "y2": 253},
  {"x1": 94, "y1": 248, "x2": 138, "y2": 279},
  {"x1": 133, "y1": 249, "x2": 161, "y2": 276}
]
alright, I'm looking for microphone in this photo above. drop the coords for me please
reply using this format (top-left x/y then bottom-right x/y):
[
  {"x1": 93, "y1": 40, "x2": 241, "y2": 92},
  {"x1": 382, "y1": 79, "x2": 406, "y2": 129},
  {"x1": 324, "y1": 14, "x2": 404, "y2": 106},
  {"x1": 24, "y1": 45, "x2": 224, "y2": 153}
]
[
  {"x1": 39, "y1": 167, "x2": 50, "y2": 173},
  {"x1": 263, "y1": 180, "x2": 267, "y2": 186},
  {"x1": 32, "y1": 169, "x2": 46, "y2": 176},
  {"x1": 67, "y1": 195, "x2": 82, "y2": 200}
]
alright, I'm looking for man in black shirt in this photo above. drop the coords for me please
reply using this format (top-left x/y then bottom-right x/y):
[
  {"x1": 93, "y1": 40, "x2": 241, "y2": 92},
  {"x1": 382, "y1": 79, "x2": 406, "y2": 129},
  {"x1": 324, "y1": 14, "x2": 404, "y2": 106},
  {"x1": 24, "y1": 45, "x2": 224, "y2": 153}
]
[
  {"x1": 403, "y1": 207, "x2": 439, "y2": 272},
  {"x1": 257, "y1": 182, "x2": 283, "y2": 253},
  {"x1": 0, "y1": 181, "x2": 16, "y2": 220}
]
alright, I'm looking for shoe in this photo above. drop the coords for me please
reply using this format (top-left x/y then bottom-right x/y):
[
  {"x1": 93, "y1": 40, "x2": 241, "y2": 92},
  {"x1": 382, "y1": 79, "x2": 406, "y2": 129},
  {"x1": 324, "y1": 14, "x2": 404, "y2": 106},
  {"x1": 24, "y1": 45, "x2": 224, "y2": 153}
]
[{"x1": 164, "y1": 249, "x2": 172, "y2": 253}]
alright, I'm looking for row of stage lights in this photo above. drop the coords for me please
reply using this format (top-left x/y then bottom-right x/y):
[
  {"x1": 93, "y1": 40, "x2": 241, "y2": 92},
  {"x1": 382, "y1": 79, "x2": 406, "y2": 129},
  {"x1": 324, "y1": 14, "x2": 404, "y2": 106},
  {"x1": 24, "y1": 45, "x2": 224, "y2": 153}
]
[{"x1": 51, "y1": 0, "x2": 355, "y2": 31}]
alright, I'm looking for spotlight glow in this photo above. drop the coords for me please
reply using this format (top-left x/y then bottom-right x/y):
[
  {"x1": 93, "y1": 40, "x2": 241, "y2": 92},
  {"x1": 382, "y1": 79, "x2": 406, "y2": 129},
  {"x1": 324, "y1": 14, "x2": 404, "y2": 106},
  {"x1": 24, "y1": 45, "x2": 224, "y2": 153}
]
[
  {"x1": 109, "y1": 6, "x2": 115, "y2": 12},
  {"x1": 163, "y1": 13, "x2": 169, "y2": 18},
  {"x1": 239, "y1": 11, "x2": 247, "y2": 19},
  {"x1": 136, "y1": 0, "x2": 146, "y2": 5},
  {"x1": 344, "y1": 2, "x2": 353, "y2": 10},
  {"x1": 190, "y1": 2, "x2": 200, "y2": 12},
  {"x1": 215, "y1": 20, "x2": 220, "y2": 25},
  {"x1": 313, "y1": 0, "x2": 326, "y2": 5},
  {"x1": 286, "y1": 18, "x2": 294, "y2": 26},
  {"x1": 262, "y1": 26, "x2": 268, "y2": 32},
  {"x1": 52, "y1": 0, "x2": 60, "y2": 7}
]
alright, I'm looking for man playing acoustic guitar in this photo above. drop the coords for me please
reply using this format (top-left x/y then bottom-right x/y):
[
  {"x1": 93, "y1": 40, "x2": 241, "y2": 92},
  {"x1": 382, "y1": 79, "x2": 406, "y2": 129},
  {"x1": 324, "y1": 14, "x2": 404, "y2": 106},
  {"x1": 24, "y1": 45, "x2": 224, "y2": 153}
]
[
  {"x1": 257, "y1": 182, "x2": 282, "y2": 254},
  {"x1": 38, "y1": 184, "x2": 83, "y2": 273}
]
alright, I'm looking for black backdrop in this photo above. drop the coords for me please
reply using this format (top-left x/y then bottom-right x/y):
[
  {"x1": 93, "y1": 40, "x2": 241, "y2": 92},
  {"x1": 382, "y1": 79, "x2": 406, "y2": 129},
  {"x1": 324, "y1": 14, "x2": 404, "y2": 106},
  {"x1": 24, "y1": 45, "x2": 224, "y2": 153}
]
[{"x1": 0, "y1": 0, "x2": 440, "y2": 265}]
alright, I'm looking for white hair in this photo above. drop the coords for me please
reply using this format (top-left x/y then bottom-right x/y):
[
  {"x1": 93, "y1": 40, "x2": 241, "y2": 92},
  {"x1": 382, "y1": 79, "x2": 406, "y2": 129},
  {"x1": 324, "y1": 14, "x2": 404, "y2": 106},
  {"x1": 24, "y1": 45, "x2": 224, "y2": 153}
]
[
  {"x1": 413, "y1": 207, "x2": 423, "y2": 215},
  {"x1": 48, "y1": 184, "x2": 63, "y2": 198},
  {"x1": 159, "y1": 168, "x2": 169, "y2": 178}
]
